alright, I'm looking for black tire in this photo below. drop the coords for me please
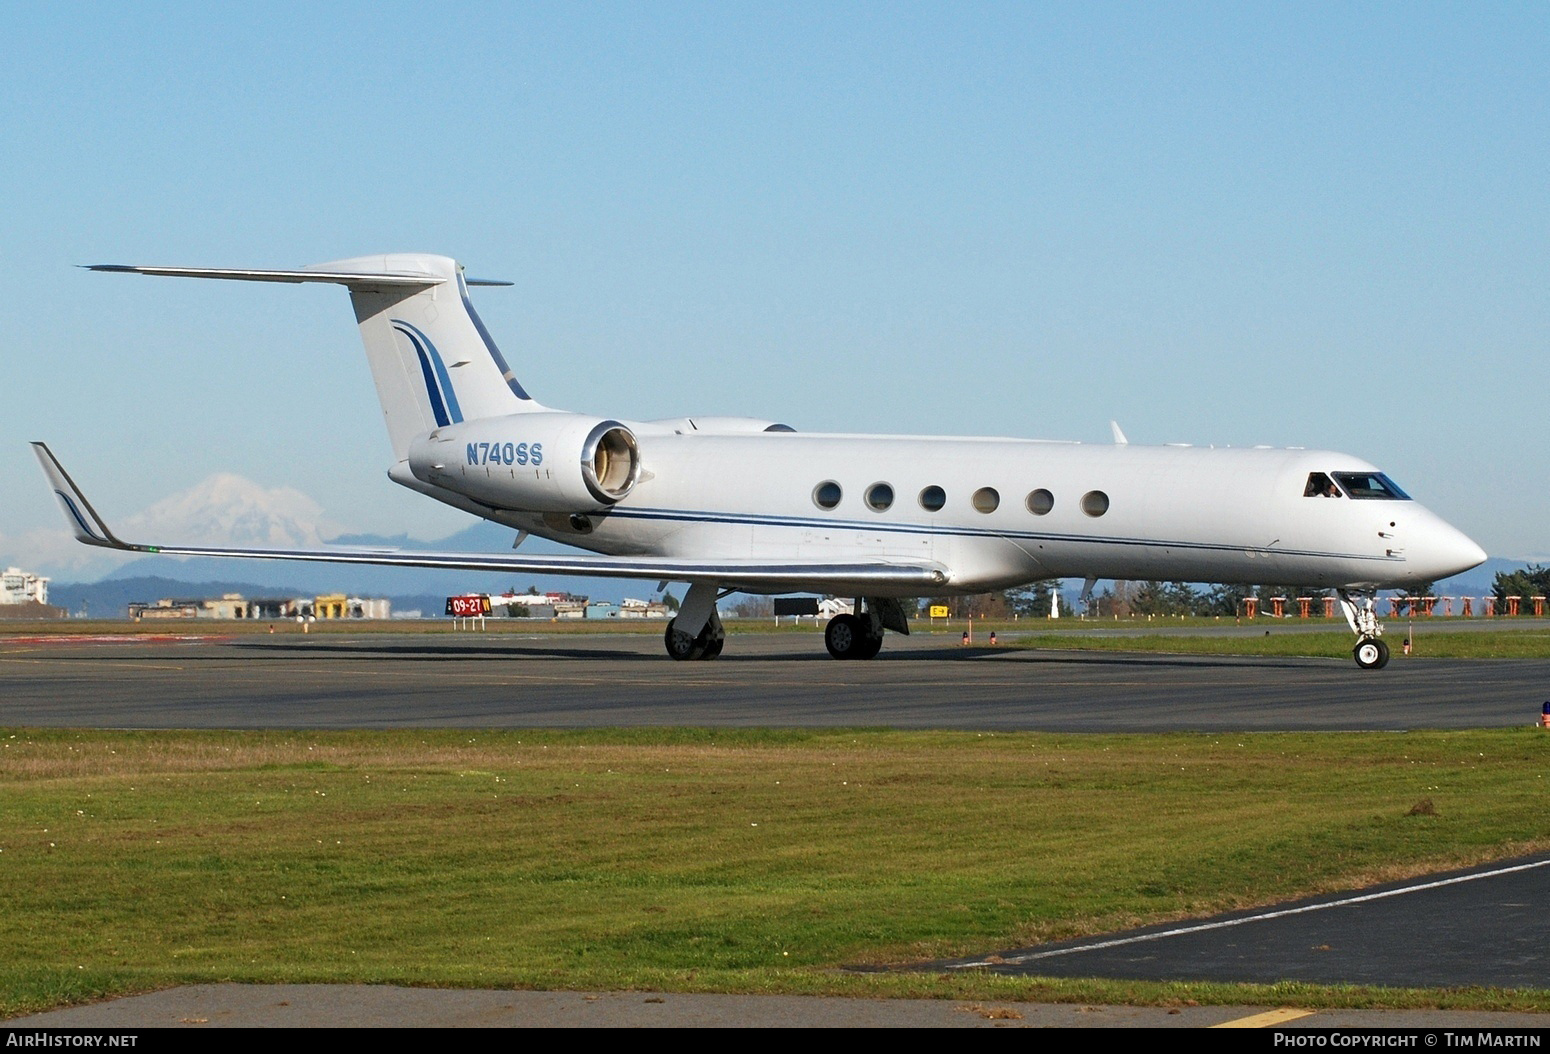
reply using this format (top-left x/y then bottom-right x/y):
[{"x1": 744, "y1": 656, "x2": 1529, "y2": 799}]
[
  {"x1": 855, "y1": 630, "x2": 883, "y2": 660},
  {"x1": 1353, "y1": 637, "x2": 1390, "y2": 670},
  {"x1": 664, "y1": 618, "x2": 705, "y2": 661},
  {"x1": 825, "y1": 614, "x2": 864, "y2": 659},
  {"x1": 701, "y1": 634, "x2": 724, "y2": 659}
]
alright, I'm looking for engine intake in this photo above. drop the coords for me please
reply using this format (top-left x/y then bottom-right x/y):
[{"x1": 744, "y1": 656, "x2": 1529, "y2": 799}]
[{"x1": 581, "y1": 421, "x2": 641, "y2": 503}]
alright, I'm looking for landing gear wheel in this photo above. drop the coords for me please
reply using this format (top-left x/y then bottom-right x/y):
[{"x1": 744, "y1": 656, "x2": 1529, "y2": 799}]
[
  {"x1": 855, "y1": 630, "x2": 883, "y2": 659},
  {"x1": 1353, "y1": 637, "x2": 1390, "y2": 670},
  {"x1": 664, "y1": 618, "x2": 723, "y2": 661},
  {"x1": 825, "y1": 614, "x2": 865, "y2": 659},
  {"x1": 664, "y1": 618, "x2": 705, "y2": 661}
]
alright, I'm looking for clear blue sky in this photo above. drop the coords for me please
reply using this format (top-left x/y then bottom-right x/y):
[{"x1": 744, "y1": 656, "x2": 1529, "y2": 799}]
[{"x1": 4, "y1": 2, "x2": 1546, "y2": 575}]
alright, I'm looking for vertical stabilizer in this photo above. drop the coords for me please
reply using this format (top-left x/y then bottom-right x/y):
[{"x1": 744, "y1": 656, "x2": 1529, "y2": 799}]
[
  {"x1": 329, "y1": 254, "x2": 545, "y2": 460},
  {"x1": 88, "y1": 253, "x2": 546, "y2": 462}
]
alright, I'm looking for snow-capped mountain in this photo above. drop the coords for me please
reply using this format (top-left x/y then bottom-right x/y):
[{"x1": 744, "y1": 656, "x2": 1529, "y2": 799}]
[{"x1": 120, "y1": 473, "x2": 342, "y2": 549}]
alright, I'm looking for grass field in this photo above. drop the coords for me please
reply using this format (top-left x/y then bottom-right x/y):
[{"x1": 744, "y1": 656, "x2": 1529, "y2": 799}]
[{"x1": 4, "y1": 726, "x2": 1548, "y2": 1017}]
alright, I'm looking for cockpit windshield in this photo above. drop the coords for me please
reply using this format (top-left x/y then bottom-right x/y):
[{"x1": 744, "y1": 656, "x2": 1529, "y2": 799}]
[
  {"x1": 1332, "y1": 472, "x2": 1411, "y2": 500},
  {"x1": 1304, "y1": 472, "x2": 1341, "y2": 498}
]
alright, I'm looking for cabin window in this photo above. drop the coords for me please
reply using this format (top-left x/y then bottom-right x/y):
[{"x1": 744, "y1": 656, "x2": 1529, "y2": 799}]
[
  {"x1": 866, "y1": 482, "x2": 894, "y2": 512},
  {"x1": 1081, "y1": 490, "x2": 1109, "y2": 517},
  {"x1": 1026, "y1": 489, "x2": 1054, "y2": 515},
  {"x1": 972, "y1": 487, "x2": 1000, "y2": 514},
  {"x1": 813, "y1": 480, "x2": 843, "y2": 510},
  {"x1": 919, "y1": 485, "x2": 946, "y2": 512},
  {"x1": 1333, "y1": 472, "x2": 1411, "y2": 500},
  {"x1": 1304, "y1": 472, "x2": 1341, "y2": 498}
]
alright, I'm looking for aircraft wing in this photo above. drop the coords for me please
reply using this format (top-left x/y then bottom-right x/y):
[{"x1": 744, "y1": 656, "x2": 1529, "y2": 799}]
[{"x1": 32, "y1": 443, "x2": 948, "y2": 594}]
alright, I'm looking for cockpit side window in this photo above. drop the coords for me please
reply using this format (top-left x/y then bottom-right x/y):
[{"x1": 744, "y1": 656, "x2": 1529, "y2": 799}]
[
  {"x1": 1304, "y1": 472, "x2": 1341, "y2": 498},
  {"x1": 1332, "y1": 472, "x2": 1411, "y2": 500}
]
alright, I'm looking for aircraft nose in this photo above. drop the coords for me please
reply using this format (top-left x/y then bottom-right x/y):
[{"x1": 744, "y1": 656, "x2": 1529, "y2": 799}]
[{"x1": 1412, "y1": 516, "x2": 1487, "y2": 581}]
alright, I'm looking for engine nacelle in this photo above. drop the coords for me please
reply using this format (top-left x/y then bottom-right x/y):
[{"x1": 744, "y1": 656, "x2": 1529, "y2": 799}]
[{"x1": 406, "y1": 413, "x2": 642, "y2": 512}]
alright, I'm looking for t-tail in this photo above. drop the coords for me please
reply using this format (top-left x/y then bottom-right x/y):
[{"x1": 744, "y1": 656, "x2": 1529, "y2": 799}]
[{"x1": 87, "y1": 254, "x2": 544, "y2": 460}]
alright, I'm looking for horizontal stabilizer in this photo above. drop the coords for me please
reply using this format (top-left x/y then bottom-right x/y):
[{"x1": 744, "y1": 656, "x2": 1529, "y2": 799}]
[
  {"x1": 84, "y1": 264, "x2": 447, "y2": 287},
  {"x1": 89, "y1": 253, "x2": 529, "y2": 460}
]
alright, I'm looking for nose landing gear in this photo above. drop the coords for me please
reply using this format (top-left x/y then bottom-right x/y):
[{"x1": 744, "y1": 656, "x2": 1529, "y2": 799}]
[
  {"x1": 1339, "y1": 590, "x2": 1390, "y2": 670},
  {"x1": 1353, "y1": 636, "x2": 1390, "y2": 670}
]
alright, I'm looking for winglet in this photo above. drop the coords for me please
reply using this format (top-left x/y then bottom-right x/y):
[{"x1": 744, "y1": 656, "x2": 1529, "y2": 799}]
[
  {"x1": 30, "y1": 443, "x2": 132, "y2": 550},
  {"x1": 1110, "y1": 420, "x2": 1129, "y2": 445}
]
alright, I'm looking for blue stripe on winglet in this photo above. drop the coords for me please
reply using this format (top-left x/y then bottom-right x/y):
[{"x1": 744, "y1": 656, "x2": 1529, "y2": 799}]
[{"x1": 56, "y1": 491, "x2": 104, "y2": 542}]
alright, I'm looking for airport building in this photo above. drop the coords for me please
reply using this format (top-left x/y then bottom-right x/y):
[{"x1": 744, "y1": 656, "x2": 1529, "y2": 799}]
[
  {"x1": 456, "y1": 592, "x2": 672, "y2": 620},
  {"x1": 129, "y1": 593, "x2": 391, "y2": 620},
  {"x1": 0, "y1": 566, "x2": 64, "y2": 618},
  {"x1": 1, "y1": 567, "x2": 49, "y2": 606},
  {"x1": 617, "y1": 597, "x2": 671, "y2": 619},
  {"x1": 491, "y1": 591, "x2": 591, "y2": 618}
]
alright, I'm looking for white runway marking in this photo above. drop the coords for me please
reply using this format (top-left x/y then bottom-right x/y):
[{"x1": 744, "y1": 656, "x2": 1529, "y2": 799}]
[{"x1": 951, "y1": 857, "x2": 1550, "y2": 968}]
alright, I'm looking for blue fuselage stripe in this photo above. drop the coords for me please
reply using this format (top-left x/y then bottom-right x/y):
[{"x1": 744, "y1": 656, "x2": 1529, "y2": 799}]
[{"x1": 600, "y1": 506, "x2": 1390, "y2": 563}]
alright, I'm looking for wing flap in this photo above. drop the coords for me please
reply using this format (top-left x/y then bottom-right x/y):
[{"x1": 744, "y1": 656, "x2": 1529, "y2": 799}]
[{"x1": 96, "y1": 541, "x2": 947, "y2": 591}]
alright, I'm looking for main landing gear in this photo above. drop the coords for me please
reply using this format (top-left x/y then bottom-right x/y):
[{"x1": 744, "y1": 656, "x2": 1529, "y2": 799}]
[
  {"x1": 824, "y1": 597, "x2": 910, "y2": 660},
  {"x1": 662, "y1": 581, "x2": 726, "y2": 661},
  {"x1": 664, "y1": 613, "x2": 724, "y2": 661},
  {"x1": 824, "y1": 612, "x2": 882, "y2": 659},
  {"x1": 1338, "y1": 589, "x2": 1390, "y2": 670},
  {"x1": 659, "y1": 588, "x2": 913, "y2": 661}
]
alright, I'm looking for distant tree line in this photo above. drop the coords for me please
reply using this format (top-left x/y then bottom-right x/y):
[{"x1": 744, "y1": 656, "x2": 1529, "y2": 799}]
[
  {"x1": 1491, "y1": 565, "x2": 1550, "y2": 606},
  {"x1": 733, "y1": 570, "x2": 1547, "y2": 623},
  {"x1": 1092, "y1": 581, "x2": 1337, "y2": 618},
  {"x1": 923, "y1": 581, "x2": 1337, "y2": 619}
]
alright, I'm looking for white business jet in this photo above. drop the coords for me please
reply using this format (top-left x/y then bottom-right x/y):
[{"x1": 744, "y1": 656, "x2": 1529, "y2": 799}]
[{"x1": 34, "y1": 253, "x2": 1485, "y2": 668}]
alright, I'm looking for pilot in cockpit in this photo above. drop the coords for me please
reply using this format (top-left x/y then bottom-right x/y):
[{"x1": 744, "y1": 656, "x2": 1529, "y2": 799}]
[{"x1": 1304, "y1": 472, "x2": 1341, "y2": 498}]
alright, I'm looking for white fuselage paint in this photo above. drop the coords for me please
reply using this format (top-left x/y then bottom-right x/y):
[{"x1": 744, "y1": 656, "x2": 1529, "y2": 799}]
[
  {"x1": 72, "y1": 254, "x2": 1485, "y2": 615},
  {"x1": 416, "y1": 428, "x2": 1483, "y2": 596}
]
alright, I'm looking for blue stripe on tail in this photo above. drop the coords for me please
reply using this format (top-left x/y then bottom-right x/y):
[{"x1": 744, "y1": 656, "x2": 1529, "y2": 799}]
[
  {"x1": 393, "y1": 320, "x2": 463, "y2": 426},
  {"x1": 457, "y1": 272, "x2": 532, "y2": 401}
]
